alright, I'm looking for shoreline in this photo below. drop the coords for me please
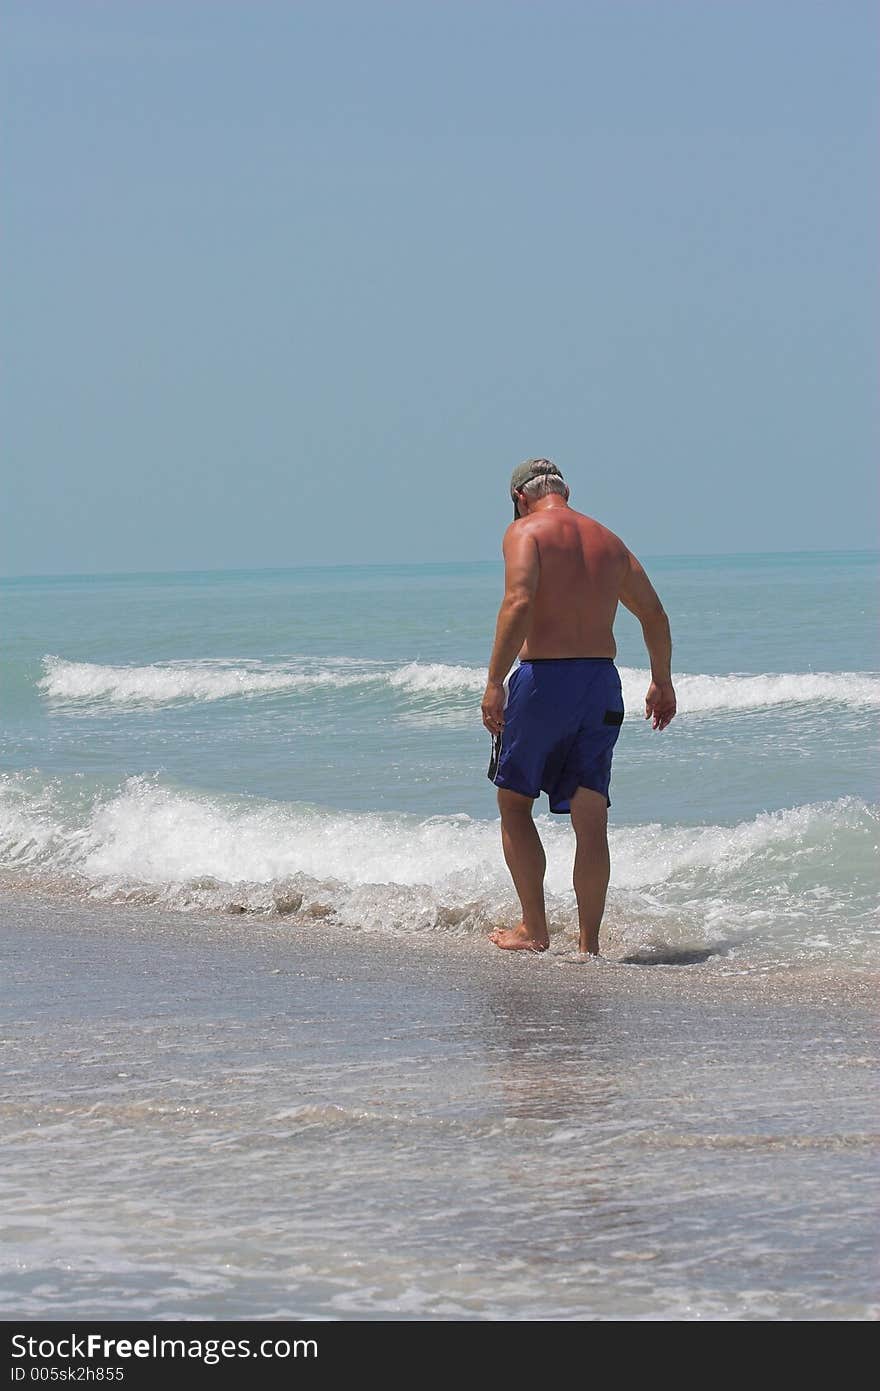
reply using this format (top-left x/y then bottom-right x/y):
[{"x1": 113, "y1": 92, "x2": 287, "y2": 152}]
[
  {"x1": 2, "y1": 877, "x2": 878, "y2": 1009},
  {"x1": 2, "y1": 887, "x2": 877, "y2": 1320}
]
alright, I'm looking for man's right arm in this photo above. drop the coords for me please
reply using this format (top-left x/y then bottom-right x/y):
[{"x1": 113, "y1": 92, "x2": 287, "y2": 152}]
[{"x1": 618, "y1": 549, "x2": 677, "y2": 731}]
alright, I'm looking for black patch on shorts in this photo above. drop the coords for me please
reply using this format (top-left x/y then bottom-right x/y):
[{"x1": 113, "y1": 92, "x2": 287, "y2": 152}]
[
  {"x1": 487, "y1": 733, "x2": 501, "y2": 780},
  {"x1": 603, "y1": 709, "x2": 624, "y2": 726}
]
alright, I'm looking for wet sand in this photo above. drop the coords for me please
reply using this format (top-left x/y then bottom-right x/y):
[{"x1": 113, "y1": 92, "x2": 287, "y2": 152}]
[{"x1": 1, "y1": 887, "x2": 877, "y2": 1320}]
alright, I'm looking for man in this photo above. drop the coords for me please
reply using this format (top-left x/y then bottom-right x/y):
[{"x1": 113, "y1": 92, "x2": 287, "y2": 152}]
[{"x1": 481, "y1": 458, "x2": 676, "y2": 956}]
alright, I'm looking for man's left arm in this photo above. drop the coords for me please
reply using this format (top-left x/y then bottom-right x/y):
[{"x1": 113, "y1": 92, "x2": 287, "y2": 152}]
[{"x1": 481, "y1": 526, "x2": 540, "y2": 735}]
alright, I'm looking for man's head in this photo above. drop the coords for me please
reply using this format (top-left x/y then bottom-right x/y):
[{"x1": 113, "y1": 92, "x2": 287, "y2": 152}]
[{"x1": 510, "y1": 458, "x2": 569, "y2": 519}]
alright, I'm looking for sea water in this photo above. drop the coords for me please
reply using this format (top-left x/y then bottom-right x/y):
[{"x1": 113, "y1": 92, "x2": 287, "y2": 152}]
[
  {"x1": 1, "y1": 551, "x2": 877, "y2": 968},
  {"x1": 1, "y1": 551, "x2": 878, "y2": 1321},
  {"x1": 2, "y1": 898, "x2": 876, "y2": 1321}
]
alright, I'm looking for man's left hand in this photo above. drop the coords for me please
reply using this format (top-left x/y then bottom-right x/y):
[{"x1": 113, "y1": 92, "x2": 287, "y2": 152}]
[{"x1": 481, "y1": 681, "x2": 505, "y2": 735}]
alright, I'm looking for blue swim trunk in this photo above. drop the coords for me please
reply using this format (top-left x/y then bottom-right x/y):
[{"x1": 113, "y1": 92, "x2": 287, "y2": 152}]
[{"x1": 488, "y1": 658, "x2": 624, "y2": 813}]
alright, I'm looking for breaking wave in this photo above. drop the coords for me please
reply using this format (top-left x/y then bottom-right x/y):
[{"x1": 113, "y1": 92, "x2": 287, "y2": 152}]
[
  {"x1": 1, "y1": 771, "x2": 876, "y2": 965},
  {"x1": 37, "y1": 656, "x2": 880, "y2": 715}
]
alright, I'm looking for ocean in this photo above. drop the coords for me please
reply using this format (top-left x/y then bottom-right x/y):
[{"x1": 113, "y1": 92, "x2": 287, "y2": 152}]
[
  {"x1": 1, "y1": 551, "x2": 878, "y2": 1320},
  {"x1": 2, "y1": 551, "x2": 878, "y2": 967}
]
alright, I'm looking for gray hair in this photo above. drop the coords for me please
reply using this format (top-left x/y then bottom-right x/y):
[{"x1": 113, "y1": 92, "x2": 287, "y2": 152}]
[{"x1": 520, "y1": 471, "x2": 569, "y2": 501}]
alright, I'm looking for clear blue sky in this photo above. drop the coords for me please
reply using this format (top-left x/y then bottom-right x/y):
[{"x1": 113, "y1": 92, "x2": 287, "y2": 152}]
[{"x1": 3, "y1": 0, "x2": 877, "y2": 576}]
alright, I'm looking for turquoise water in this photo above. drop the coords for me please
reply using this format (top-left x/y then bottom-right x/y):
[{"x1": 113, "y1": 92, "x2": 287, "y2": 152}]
[{"x1": 1, "y1": 551, "x2": 877, "y2": 966}]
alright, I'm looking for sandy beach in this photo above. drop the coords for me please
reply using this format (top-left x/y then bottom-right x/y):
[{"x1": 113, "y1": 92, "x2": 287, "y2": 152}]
[{"x1": 2, "y1": 886, "x2": 876, "y2": 1321}]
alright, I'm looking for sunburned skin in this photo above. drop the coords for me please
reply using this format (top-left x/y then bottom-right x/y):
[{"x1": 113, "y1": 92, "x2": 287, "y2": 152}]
[
  {"x1": 514, "y1": 506, "x2": 628, "y2": 661},
  {"x1": 481, "y1": 485, "x2": 677, "y2": 954}
]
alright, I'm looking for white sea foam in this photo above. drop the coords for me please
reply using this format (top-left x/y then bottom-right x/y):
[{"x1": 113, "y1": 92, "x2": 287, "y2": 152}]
[
  {"x1": 386, "y1": 661, "x2": 486, "y2": 694},
  {"x1": 660, "y1": 669, "x2": 880, "y2": 713},
  {"x1": 37, "y1": 655, "x2": 880, "y2": 713},
  {"x1": 36, "y1": 655, "x2": 372, "y2": 705},
  {"x1": 1, "y1": 772, "x2": 876, "y2": 963}
]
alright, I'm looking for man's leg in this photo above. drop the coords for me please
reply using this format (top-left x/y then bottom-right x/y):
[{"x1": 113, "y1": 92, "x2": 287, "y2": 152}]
[
  {"x1": 489, "y1": 788, "x2": 549, "y2": 952},
  {"x1": 570, "y1": 786, "x2": 610, "y2": 955}
]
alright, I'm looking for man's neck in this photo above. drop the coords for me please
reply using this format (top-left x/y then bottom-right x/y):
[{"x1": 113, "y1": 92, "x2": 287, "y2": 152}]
[{"x1": 527, "y1": 497, "x2": 568, "y2": 514}]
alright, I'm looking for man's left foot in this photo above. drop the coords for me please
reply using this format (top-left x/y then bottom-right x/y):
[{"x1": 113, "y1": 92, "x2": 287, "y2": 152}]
[{"x1": 489, "y1": 923, "x2": 550, "y2": 952}]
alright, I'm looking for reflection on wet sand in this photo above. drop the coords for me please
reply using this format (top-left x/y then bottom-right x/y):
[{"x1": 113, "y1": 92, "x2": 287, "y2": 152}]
[{"x1": 476, "y1": 975, "x2": 622, "y2": 1123}]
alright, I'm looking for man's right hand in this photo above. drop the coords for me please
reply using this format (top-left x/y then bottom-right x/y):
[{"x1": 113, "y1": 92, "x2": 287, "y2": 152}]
[
  {"x1": 481, "y1": 680, "x2": 506, "y2": 735},
  {"x1": 645, "y1": 680, "x2": 676, "y2": 731}
]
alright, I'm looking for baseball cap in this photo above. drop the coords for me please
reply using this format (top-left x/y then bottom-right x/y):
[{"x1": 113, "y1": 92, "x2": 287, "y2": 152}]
[{"x1": 510, "y1": 458, "x2": 565, "y2": 519}]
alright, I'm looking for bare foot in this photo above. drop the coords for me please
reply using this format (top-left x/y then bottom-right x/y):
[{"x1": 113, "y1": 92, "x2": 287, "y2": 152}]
[{"x1": 489, "y1": 923, "x2": 550, "y2": 952}]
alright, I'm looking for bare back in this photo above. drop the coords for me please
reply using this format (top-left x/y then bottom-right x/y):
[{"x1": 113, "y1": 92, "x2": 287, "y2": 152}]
[{"x1": 516, "y1": 506, "x2": 629, "y2": 660}]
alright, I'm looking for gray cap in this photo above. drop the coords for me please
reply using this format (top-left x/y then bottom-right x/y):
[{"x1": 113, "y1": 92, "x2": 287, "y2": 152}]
[{"x1": 510, "y1": 458, "x2": 564, "y2": 519}]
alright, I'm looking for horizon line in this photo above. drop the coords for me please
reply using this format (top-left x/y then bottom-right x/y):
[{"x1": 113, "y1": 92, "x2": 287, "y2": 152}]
[{"x1": 1, "y1": 546, "x2": 877, "y2": 584}]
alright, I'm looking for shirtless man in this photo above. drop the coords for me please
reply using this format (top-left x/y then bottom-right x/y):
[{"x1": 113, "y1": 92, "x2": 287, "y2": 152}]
[{"x1": 481, "y1": 458, "x2": 676, "y2": 955}]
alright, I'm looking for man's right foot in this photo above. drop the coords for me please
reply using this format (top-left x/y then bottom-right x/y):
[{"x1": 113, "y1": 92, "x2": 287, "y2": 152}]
[{"x1": 489, "y1": 922, "x2": 550, "y2": 952}]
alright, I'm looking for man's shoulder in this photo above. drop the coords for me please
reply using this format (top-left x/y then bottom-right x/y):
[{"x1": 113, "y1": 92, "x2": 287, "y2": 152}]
[
  {"x1": 503, "y1": 519, "x2": 539, "y2": 545},
  {"x1": 562, "y1": 509, "x2": 627, "y2": 549}
]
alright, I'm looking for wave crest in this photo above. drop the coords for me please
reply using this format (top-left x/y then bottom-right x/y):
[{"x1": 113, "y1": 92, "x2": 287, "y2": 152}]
[
  {"x1": 1, "y1": 771, "x2": 876, "y2": 964},
  {"x1": 36, "y1": 655, "x2": 880, "y2": 714}
]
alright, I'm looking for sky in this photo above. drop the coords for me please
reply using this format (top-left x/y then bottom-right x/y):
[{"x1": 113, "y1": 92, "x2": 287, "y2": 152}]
[{"x1": 2, "y1": 0, "x2": 877, "y2": 576}]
